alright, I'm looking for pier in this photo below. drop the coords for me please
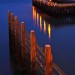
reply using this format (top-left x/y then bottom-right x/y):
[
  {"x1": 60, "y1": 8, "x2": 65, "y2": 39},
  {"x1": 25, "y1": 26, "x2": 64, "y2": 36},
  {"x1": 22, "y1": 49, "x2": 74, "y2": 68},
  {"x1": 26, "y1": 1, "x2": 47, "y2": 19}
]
[
  {"x1": 32, "y1": 0, "x2": 75, "y2": 16},
  {"x1": 8, "y1": 10, "x2": 65, "y2": 75}
]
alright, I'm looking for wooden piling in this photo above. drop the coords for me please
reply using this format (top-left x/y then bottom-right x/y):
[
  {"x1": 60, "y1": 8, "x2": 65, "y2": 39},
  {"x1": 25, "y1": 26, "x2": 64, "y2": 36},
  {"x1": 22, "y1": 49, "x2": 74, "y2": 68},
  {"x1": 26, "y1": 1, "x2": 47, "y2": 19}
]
[
  {"x1": 21, "y1": 22, "x2": 26, "y2": 65},
  {"x1": 15, "y1": 16, "x2": 19, "y2": 38},
  {"x1": 10, "y1": 13, "x2": 15, "y2": 51},
  {"x1": 8, "y1": 10, "x2": 11, "y2": 25},
  {"x1": 11, "y1": 13, "x2": 15, "y2": 32},
  {"x1": 8, "y1": 10, "x2": 11, "y2": 39},
  {"x1": 45, "y1": 44, "x2": 53, "y2": 75},
  {"x1": 15, "y1": 16, "x2": 21, "y2": 63},
  {"x1": 30, "y1": 30, "x2": 36, "y2": 75},
  {"x1": 11, "y1": 13, "x2": 15, "y2": 49}
]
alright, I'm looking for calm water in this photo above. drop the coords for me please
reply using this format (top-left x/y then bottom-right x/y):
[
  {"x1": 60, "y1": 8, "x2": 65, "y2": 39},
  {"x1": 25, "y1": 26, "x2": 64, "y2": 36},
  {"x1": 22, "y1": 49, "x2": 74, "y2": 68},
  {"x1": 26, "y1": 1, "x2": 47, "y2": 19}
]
[{"x1": 0, "y1": 2, "x2": 75, "y2": 75}]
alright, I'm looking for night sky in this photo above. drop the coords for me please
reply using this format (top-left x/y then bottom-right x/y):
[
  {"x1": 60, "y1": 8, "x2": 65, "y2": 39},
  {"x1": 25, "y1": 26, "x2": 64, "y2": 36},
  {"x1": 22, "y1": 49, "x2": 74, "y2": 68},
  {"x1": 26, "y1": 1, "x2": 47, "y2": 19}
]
[{"x1": 0, "y1": 0, "x2": 31, "y2": 2}]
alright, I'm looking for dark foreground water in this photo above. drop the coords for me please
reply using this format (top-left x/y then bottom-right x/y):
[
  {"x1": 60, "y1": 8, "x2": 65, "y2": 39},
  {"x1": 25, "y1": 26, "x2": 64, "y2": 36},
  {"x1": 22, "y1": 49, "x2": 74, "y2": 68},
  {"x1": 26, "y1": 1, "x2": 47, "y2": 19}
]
[{"x1": 0, "y1": 2, "x2": 75, "y2": 75}]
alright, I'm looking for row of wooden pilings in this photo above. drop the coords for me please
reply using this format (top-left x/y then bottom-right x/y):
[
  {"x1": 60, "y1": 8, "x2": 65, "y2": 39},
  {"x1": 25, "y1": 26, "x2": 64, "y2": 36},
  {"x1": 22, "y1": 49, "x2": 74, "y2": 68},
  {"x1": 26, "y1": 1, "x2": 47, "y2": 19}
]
[{"x1": 8, "y1": 10, "x2": 53, "y2": 75}]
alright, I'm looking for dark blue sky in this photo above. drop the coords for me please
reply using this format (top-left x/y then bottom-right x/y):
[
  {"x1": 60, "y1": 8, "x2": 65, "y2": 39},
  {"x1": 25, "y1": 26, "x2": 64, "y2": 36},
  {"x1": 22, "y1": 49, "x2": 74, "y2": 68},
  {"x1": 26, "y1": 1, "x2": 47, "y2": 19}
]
[{"x1": 1, "y1": 0, "x2": 31, "y2": 3}]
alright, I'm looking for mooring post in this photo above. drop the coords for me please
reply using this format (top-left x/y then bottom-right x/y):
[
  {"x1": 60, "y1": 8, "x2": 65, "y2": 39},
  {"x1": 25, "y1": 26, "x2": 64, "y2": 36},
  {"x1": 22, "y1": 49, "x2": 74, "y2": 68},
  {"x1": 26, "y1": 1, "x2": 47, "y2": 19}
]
[
  {"x1": 8, "y1": 10, "x2": 11, "y2": 39},
  {"x1": 21, "y1": 22, "x2": 26, "y2": 65},
  {"x1": 15, "y1": 16, "x2": 19, "y2": 45},
  {"x1": 15, "y1": 16, "x2": 19, "y2": 39},
  {"x1": 30, "y1": 30, "x2": 36, "y2": 75},
  {"x1": 11, "y1": 13, "x2": 15, "y2": 38},
  {"x1": 11, "y1": 13, "x2": 16, "y2": 52},
  {"x1": 45, "y1": 44, "x2": 53, "y2": 75},
  {"x1": 11, "y1": 13, "x2": 15, "y2": 32},
  {"x1": 8, "y1": 10, "x2": 11, "y2": 26},
  {"x1": 15, "y1": 16, "x2": 20, "y2": 63}
]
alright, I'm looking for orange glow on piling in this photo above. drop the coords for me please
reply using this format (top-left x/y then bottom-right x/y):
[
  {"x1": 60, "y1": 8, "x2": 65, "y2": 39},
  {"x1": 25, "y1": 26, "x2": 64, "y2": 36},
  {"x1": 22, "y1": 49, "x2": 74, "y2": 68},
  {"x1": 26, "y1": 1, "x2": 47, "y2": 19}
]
[
  {"x1": 32, "y1": 6, "x2": 37, "y2": 25},
  {"x1": 40, "y1": 16, "x2": 42, "y2": 30},
  {"x1": 45, "y1": 45, "x2": 53, "y2": 75},
  {"x1": 44, "y1": 20, "x2": 46, "y2": 34},
  {"x1": 32, "y1": 6, "x2": 35, "y2": 20},
  {"x1": 34, "y1": 8, "x2": 36, "y2": 21},
  {"x1": 36, "y1": 12, "x2": 39, "y2": 25},
  {"x1": 48, "y1": 24, "x2": 51, "y2": 38}
]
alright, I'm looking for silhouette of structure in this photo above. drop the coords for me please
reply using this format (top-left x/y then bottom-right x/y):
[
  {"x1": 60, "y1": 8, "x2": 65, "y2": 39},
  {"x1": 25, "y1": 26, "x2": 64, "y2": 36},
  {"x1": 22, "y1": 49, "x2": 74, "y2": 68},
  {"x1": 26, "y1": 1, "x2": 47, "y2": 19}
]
[{"x1": 32, "y1": 0, "x2": 75, "y2": 16}]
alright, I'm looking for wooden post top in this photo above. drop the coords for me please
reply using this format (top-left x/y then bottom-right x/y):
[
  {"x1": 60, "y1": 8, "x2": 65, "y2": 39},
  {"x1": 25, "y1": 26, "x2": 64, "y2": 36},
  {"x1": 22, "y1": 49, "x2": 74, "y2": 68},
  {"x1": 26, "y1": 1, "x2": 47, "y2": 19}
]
[
  {"x1": 11, "y1": 13, "x2": 14, "y2": 16},
  {"x1": 15, "y1": 16, "x2": 18, "y2": 20},
  {"x1": 11, "y1": 13, "x2": 14, "y2": 21},
  {"x1": 31, "y1": 30, "x2": 34, "y2": 33},
  {"x1": 21, "y1": 22, "x2": 25, "y2": 29},
  {"x1": 15, "y1": 16, "x2": 18, "y2": 25},
  {"x1": 8, "y1": 10, "x2": 10, "y2": 15},
  {"x1": 21, "y1": 22, "x2": 24, "y2": 24},
  {"x1": 30, "y1": 30, "x2": 36, "y2": 42},
  {"x1": 30, "y1": 30, "x2": 35, "y2": 37},
  {"x1": 45, "y1": 44, "x2": 51, "y2": 48},
  {"x1": 45, "y1": 44, "x2": 53, "y2": 75},
  {"x1": 45, "y1": 44, "x2": 53, "y2": 61}
]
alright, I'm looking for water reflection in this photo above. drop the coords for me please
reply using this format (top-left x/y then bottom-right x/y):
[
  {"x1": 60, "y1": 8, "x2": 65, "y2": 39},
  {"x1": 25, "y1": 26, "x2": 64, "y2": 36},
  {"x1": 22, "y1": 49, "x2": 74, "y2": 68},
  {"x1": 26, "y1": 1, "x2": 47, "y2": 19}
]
[
  {"x1": 32, "y1": 6, "x2": 51, "y2": 39},
  {"x1": 52, "y1": 16, "x2": 75, "y2": 27},
  {"x1": 32, "y1": 6, "x2": 51, "y2": 38},
  {"x1": 39, "y1": 16, "x2": 42, "y2": 31},
  {"x1": 32, "y1": 6, "x2": 75, "y2": 28},
  {"x1": 32, "y1": 5, "x2": 75, "y2": 41},
  {"x1": 32, "y1": 6, "x2": 36, "y2": 26},
  {"x1": 48, "y1": 24, "x2": 51, "y2": 39},
  {"x1": 36, "y1": 12, "x2": 39, "y2": 25}
]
